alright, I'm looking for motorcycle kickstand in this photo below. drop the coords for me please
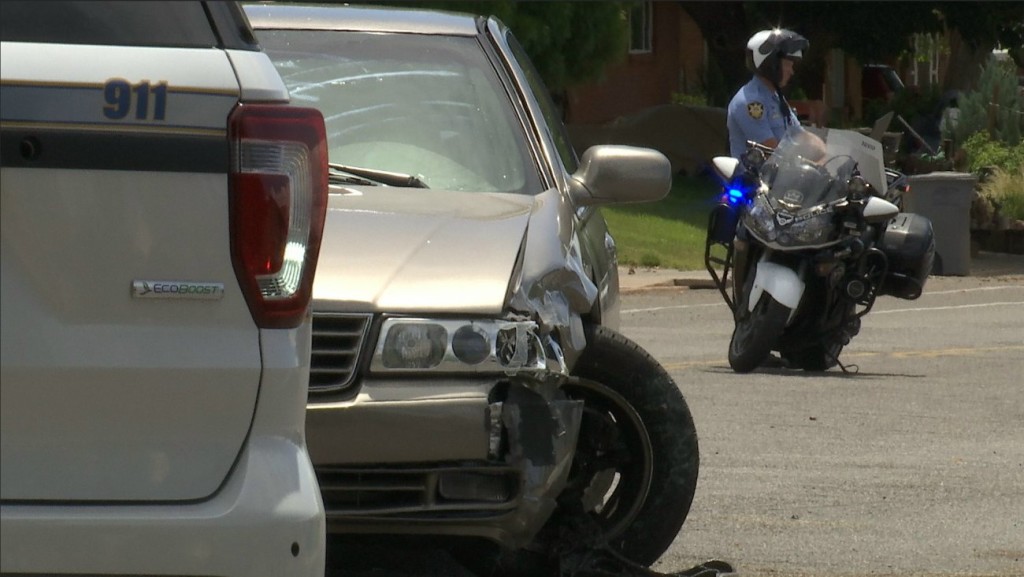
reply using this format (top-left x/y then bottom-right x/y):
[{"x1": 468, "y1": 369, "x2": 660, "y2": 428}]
[{"x1": 830, "y1": 351, "x2": 858, "y2": 375}]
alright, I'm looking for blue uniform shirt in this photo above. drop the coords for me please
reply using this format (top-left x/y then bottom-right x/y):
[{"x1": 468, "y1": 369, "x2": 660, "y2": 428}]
[{"x1": 727, "y1": 76, "x2": 802, "y2": 158}]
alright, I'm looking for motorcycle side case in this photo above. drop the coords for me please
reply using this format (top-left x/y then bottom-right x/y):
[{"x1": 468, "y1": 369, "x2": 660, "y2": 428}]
[{"x1": 878, "y1": 212, "x2": 935, "y2": 299}]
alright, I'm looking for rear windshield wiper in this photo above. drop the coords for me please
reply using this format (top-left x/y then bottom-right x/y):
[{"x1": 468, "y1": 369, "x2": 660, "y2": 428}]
[{"x1": 328, "y1": 163, "x2": 429, "y2": 189}]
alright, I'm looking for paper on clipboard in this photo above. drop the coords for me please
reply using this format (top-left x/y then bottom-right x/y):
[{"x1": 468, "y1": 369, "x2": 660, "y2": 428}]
[{"x1": 824, "y1": 129, "x2": 886, "y2": 193}]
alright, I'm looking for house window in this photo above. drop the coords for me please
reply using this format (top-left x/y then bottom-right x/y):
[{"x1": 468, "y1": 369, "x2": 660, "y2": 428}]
[{"x1": 629, "y1": 2, "x2": 652, "y2": 54}]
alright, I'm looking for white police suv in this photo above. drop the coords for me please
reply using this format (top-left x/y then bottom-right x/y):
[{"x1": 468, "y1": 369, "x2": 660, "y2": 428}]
[{"x1": 1, "y1": 2, "x2": 329, "y2": 574}]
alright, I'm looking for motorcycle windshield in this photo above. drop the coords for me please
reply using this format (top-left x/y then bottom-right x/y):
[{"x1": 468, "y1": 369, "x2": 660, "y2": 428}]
[{"x1": 763, "y1": 127, "x2": 887, "y2": 211}]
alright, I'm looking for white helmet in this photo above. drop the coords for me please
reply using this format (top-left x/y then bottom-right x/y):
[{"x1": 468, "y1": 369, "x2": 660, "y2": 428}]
[{"x1": 746, "y1": 28, "x2": 808, "y2": 86}]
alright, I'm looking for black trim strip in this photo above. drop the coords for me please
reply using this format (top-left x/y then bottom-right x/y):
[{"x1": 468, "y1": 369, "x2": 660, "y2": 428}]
[
  {"x1": 0, "y1": 1, "x2": 219, "y2": 48},
  {"x1": 0, "y1": 127, "x2": 228, "y2": 173},
  {"x1": 205, "y1": 0, "x2": 262, "y2": 51}
]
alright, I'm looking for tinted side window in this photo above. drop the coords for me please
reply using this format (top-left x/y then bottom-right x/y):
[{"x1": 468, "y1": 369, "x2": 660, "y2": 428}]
[
  {"x1": 504, "y1": 31, "x2": 578, "y2": 174},
  {"x1": 0, "y1": 1, "x2": 217, "y2": 48}
]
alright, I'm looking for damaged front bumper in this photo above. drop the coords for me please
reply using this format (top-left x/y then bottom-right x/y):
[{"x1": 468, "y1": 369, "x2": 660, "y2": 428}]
[{"x1": 307, "y1": 318, "x2": 583, "y2": 549}]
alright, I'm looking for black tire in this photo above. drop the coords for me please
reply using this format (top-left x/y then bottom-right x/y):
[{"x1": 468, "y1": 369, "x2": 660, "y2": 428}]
[
  {"x1": 456, "y1": 326, "x2": 699, "y2": 576},
  {"x1": 728, "y1": 293, "x2": 790, "y2": 373},
  {"x1": 555, "y1": 324, "x2": 700, "y2": 566}
]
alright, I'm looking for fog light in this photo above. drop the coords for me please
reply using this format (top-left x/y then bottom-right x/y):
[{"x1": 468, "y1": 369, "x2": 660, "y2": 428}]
[{"x1": 438, "y1": 472, "x2": 513, "y2": 503}]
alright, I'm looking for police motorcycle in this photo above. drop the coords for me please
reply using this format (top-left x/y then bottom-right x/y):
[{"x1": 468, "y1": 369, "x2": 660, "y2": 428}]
[{"x1": 705, "y1": 127, "x2": 935, "y2": 373}]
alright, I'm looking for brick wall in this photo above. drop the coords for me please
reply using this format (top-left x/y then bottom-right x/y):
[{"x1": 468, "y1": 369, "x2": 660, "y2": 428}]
[{"x1": 565, "y1": 4, "x2": 704, "y2": 125}]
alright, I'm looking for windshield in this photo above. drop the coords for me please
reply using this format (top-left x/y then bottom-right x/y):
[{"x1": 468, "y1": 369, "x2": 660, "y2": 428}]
[
  {"x1": 258, "y1": 29, "x2": 542, "y2": 194},
  {"x1": 762, "y1": 127, "x2": 886, "y2": 210}
]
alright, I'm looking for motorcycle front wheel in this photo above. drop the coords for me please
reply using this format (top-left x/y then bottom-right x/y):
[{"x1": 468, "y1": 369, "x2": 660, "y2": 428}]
[{"x1": 728, "y1": 293, "x2": 790, "y2": 373}]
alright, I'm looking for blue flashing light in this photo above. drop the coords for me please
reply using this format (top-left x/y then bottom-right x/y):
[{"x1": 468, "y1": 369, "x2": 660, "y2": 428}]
[{"x1": 727, "y1": 188, "x2": 746, "y2": 205}]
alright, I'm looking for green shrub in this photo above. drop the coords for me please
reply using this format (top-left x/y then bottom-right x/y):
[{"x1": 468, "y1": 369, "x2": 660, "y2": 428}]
[
  {"x1": 962, "y1": 131, "x2": 1024, "y2": 225},
  {"x1": 978, "y1": 165, "x2": 1024, "y2": 222},
  {"x1": 671, "y1": 92, "x2": 707, "y2": 107},
  {"x1": 952, "y1": 57, "x2": 1023, "y2": 147},
  {"x1": 863, "y1": 84, "x2": 942, "y2": 128},
  {"x1": 893, "y1": 84, "x2": 943, "y2": 123},
  {"x1": 961, "y1": 131, "x2": 1024, "y2": 174}
]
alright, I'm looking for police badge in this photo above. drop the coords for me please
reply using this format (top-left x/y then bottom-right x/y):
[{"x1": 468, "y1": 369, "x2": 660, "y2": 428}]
[{"x1": 747, "y1": 102, "x2": 764, "y2": 120}]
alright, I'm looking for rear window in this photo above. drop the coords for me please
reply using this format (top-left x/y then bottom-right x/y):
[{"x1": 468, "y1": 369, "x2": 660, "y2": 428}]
[{"x1": 0, "y1": 1, "x2": 218, "y2": 48}]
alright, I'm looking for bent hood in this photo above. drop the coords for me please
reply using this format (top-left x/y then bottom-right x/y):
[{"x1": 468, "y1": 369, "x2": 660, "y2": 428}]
[{"x1": 313, "y1": 187, "x2": 533, "y2": 314}]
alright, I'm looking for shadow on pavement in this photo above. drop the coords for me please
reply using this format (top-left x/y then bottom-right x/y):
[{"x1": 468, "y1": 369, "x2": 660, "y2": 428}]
[{"x1": 325, "y1": 536, "x2": 737, "y2": 577}]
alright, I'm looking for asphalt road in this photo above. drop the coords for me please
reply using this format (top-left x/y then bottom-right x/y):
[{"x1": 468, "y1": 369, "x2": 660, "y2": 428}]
[
  {"x1": 629, "y1": 272, "x2": 1024, "y2": 577},
  {"x1": 327, "y1": 269, "x2": 1024, "y2": 577}
]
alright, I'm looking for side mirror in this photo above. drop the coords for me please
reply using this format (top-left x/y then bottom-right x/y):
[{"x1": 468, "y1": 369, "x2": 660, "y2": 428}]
[
  {"x1": 569, "y1": 145, "x2": 671, "y2": 207},
  {"x1": 711, "y1": 156, "x2": 740, "y2": 184}
]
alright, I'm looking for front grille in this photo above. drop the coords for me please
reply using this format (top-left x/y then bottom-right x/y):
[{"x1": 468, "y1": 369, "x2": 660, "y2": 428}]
[
  {"x1": 317, "y1": 465, "x2": 520, "y2": 519},
  {"x1": 310, "y1": 312, "x2": 372, "y2": 394}
]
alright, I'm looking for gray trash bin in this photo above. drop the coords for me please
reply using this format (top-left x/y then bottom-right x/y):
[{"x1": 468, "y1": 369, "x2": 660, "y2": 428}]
[{"x1": 904, "y1": 171, "x2": 977, "y2": 276}]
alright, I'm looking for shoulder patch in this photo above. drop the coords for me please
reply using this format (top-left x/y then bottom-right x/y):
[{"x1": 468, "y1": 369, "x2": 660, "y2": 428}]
[{"x1": 747, "y1": 102, "x2": 765, "y2": 120}]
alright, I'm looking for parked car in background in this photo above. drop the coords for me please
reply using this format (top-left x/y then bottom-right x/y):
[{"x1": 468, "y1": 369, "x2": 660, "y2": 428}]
[
  {"x1": 245, "y1": 3, "x2": 700, "y2": 573},
  {"x1": 1, "y1": 2, "x2": 327, "y2": 574},
  {"x1": 862, "y1": 63, "x2": 905, "y2": 104}
]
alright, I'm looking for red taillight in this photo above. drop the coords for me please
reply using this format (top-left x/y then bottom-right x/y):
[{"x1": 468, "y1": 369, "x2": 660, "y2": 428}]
[
  {"x1": 228, "y1": 104, "x2": 328, "y2": 329},
  {"x1": 233, "y1": 173, "x2": 290, "y2": 275}
]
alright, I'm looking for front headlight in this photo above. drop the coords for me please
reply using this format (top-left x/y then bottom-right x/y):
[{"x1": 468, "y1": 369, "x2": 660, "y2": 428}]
[
  {"x1": 784, "y1": 211, "x2": 835, "y2": 246},
  {"x1": 745, "y1": 196, "x2": 838, "y2": 248},
  {"x1": 381, "y1": 322, "x2": 448, "y2": 369},
  {"x1": 743, "y1": 195, "x2": 777, "y2": 243},
  {"x1": 371, "y1": 317, "x2": 549, "y2": 374}
]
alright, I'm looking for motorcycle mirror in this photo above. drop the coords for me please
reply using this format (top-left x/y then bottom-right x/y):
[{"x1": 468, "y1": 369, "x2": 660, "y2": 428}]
[
  {"x1": 711, "y1": 156, "x2": 740, "y2": 182},
  {"x1": 847, "y1": 175, "x2": 873, "y2": 201},
  {"x1": 741, "y1": 146, "x2": 767, "y2": 171}
]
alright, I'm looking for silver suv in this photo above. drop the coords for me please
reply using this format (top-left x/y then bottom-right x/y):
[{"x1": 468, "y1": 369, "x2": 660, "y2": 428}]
[{"x1": 1, "y1": 2, "x2": 328, "y2": 574}]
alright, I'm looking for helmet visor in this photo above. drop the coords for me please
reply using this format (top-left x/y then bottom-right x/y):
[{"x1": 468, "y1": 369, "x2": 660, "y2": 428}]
[{"x1": 778, "y1": 35, "x2": 809, "y2": 59}]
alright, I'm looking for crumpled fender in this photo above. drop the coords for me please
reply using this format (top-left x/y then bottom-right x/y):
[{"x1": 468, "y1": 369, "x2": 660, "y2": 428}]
[
  {"x1": 508, "y1": 188, "x2": 597, "y2": 369},
  {"x1": 494, "y1": 383, "x2": 582, "y2": 548},
  {"x1": 748, "y1": 260, "x2": 804, "y2": 312}
]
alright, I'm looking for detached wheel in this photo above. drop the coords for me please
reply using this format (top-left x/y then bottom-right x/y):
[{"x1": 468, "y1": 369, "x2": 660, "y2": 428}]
[
  {"x1": 556, "y1": 324, "x2": 700, "y2": 566},
  {"x1": 728, "y1": 293, "x2": 790, "y2": 373}
]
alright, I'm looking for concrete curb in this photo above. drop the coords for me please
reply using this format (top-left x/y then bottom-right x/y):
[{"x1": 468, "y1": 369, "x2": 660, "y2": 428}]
[
  {"x1": 618, "y1": 267, "x2": 718, "y2": 294},
  {"x1": 620, "y1": 277, "x2": 717, "y2": 294},
  {"x1": 617, "y1": 252, "x2": 1024, "y2": 294}
]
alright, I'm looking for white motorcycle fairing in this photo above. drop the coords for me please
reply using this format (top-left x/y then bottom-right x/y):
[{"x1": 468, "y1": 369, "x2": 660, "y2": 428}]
[
  {"x1": 863, "y1": 196, "x2": 900, "y2": 223},
  {"x1": 748, "y1": 260, "x2": 805, "y2": 313}
]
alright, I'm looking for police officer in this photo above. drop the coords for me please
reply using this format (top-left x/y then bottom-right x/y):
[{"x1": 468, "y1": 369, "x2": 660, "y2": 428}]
[
  {"x1": 727, "y1": 28, "x2": 809, "y2": 158},
  {"x1": 726, "y1": 28, "x2": 809, "y2": 295}
]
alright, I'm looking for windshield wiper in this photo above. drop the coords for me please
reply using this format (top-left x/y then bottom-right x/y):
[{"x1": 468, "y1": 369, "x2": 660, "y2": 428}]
[
  {"x1": 328, "y1": 169, "x2": 376, "y2": 187},
  {"x1": 328, "y1": 163, "x2": 429, "y2": 189}
]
